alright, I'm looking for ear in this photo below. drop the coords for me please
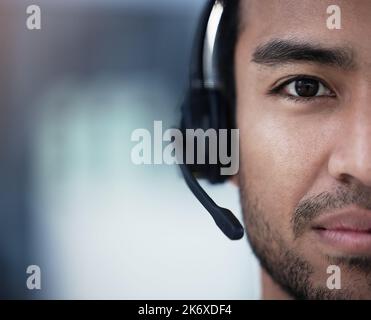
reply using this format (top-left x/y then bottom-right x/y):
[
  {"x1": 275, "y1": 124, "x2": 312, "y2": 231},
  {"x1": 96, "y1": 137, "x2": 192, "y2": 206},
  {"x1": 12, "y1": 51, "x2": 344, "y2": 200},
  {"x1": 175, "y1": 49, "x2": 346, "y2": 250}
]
[{"x1": 229, "y1": 174, "x2": 239, "y2": 187}]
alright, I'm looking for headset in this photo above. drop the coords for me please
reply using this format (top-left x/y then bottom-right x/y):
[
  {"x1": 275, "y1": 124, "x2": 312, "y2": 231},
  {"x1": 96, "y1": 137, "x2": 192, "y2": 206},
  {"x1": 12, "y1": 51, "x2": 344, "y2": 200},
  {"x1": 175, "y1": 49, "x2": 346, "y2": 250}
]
[{"x1": 179, "y1": 0, "x2": 244, "y2": 240}]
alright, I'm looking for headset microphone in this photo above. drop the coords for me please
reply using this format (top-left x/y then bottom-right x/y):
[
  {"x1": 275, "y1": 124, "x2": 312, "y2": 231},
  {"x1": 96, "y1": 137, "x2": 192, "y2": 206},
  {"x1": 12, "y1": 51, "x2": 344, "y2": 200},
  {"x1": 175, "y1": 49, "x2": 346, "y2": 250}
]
[
  {"x1": 180, "y1": 163, "x2": 244, "y2": 240},
  {"x1": 179, "y1": 0, "x2": 244, "y2": 240}
]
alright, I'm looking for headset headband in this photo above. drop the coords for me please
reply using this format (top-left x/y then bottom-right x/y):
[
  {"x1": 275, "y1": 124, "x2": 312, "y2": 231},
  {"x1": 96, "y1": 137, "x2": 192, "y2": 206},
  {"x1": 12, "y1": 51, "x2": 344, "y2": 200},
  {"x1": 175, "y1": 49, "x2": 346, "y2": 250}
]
[
  {"x1": 191, "y1": 0, "x2": 224, "y2": 90},
  {"x1": 203, "y1": 0, "x2": 224, "y2": 89}
]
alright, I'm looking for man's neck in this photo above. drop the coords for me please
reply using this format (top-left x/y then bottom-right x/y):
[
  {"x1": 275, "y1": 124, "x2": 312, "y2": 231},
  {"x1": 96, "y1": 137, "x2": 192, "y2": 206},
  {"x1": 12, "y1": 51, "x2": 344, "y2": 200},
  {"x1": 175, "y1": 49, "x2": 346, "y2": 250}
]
[{"x1": 261, "y1": 269, "x2": 293, "y2": 300}]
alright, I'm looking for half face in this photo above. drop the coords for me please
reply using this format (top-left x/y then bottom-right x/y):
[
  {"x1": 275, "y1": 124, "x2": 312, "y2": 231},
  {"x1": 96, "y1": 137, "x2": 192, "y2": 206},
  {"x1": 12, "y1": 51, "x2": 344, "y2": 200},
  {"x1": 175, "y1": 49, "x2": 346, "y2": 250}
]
[{"x1": 235, "y1": 0, "x2": 371, "y2": 299}]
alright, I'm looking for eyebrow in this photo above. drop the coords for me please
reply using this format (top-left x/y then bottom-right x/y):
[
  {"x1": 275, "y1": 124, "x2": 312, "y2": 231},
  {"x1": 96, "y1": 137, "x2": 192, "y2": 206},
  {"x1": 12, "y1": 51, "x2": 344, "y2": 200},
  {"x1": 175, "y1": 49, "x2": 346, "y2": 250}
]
[{"x1": 252, "y1": 39, "x2": 356, "y2": 70}]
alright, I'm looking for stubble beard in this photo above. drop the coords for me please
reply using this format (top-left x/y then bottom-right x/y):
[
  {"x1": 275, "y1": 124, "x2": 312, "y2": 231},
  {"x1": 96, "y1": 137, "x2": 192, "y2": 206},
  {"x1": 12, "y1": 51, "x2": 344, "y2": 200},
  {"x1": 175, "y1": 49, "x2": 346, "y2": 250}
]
[{"x1": 238, "y1": 170, "x2": 358, "y2": 300}]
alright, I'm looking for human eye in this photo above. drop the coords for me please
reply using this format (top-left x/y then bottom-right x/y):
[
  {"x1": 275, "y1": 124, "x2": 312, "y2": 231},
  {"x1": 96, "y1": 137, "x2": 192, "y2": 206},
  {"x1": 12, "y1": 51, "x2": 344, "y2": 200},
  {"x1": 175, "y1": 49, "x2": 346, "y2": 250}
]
[{"x1": 268, "y1": 75, "x2": 336, "y2": 102}]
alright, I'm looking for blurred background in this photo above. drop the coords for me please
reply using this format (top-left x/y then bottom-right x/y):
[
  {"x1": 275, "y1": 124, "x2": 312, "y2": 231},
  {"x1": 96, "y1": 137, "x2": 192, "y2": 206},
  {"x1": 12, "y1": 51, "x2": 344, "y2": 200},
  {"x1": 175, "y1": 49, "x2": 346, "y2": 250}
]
[{"x1": 0, "y1": 0, "x2": 260, "y2": 299}]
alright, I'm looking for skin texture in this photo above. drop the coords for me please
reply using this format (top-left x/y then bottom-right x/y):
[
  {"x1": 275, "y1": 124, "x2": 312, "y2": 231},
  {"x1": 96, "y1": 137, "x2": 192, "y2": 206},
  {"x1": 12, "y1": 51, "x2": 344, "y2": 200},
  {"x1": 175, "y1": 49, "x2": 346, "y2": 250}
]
[{"x1": 234, "y1": 0, "x2": 371, "y2": 299}]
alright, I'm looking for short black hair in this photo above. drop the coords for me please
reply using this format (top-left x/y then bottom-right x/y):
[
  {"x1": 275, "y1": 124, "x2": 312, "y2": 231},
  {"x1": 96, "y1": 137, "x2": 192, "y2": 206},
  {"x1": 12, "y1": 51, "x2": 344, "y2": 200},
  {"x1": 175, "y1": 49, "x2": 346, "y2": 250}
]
[{"x1": 217, "y1": 0, "x2": 241, "y2": 127}]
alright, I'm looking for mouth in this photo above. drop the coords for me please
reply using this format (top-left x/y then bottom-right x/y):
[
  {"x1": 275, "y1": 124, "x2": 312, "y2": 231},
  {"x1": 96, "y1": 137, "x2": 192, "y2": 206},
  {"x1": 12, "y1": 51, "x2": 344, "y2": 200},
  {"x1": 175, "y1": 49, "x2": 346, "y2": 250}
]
[{"x1": 311, "y1": 207, "x2": 371, "y2": 256}]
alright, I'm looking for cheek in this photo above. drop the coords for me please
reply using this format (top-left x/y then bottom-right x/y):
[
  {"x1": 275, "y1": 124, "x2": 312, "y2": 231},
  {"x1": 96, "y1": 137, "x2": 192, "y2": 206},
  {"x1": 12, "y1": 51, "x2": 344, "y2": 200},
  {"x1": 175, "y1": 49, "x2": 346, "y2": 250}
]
[{"x1": 237, "y1": 103, "x2": 332, "y2": 237}]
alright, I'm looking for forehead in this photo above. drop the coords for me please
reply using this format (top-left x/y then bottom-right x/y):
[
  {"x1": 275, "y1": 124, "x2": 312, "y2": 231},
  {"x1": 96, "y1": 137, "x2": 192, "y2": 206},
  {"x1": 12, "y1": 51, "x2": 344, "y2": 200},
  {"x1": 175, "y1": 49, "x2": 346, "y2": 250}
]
[{"x1": 240, "y1": 0, "x2": 371, "y2": 57}]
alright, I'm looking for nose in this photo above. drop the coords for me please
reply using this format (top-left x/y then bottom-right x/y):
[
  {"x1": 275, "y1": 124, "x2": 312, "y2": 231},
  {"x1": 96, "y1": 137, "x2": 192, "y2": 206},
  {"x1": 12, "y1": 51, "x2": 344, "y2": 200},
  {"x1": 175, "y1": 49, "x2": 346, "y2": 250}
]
[{"x1": 328, "y1": 95, "x2": 371, "y2": 187}]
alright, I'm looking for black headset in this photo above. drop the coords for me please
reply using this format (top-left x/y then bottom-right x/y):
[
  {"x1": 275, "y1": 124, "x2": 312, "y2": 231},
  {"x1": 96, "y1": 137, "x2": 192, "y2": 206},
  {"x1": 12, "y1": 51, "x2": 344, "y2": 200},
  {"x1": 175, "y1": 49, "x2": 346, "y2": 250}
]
[{"x1": 179, "y1": 0, "x2": 244, "y2": 240}]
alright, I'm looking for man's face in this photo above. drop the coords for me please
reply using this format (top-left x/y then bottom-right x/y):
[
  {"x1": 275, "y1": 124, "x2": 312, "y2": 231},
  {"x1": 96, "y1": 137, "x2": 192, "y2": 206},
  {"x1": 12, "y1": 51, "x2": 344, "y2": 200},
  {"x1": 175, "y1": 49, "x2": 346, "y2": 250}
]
[{"x1": 235, "y1": 0, "x2": 371, "y2": 299}]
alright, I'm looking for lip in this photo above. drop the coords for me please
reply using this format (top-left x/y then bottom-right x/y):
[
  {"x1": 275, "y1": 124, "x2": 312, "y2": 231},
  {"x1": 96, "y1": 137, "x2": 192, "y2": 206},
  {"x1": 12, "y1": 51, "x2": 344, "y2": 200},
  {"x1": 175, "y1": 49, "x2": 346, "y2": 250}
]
[{"x1": 311, "y1": 207, "x2": 371, "y2": 256}]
